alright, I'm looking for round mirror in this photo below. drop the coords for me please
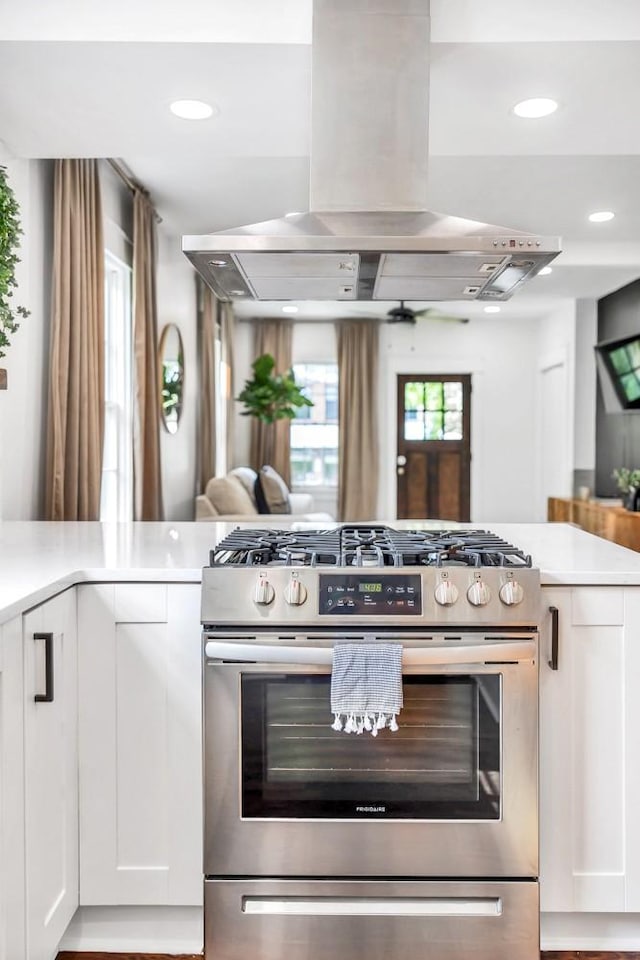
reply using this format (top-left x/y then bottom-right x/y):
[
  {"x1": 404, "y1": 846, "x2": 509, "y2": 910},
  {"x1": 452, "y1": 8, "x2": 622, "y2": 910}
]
[{"x1": 158, "y1": 324, "x2": 184, "y2": 434}]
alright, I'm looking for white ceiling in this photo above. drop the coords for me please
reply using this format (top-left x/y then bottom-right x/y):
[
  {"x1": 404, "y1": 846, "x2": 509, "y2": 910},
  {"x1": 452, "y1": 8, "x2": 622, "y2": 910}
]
[{"x1": 1, "y1": 0, "x2": 639, "y2": 318}]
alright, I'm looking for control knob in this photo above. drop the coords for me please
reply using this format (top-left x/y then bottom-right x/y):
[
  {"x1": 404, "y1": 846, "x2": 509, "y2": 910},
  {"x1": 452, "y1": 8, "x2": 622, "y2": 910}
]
[
  {"x1": 254, "y1": 575, "x2": 275, "y2": 606},
  {"x1": 285, "y1": 576, "x2": 307, "y2": 606},
  {"x1": 434, "y1": 580, "x2": 459, "y2": 606},
  {"x1": 467, "y1": 579, "x2": 491, "y2": 606},
  {"x1": 499, "y1": 580, "x2": 524, "y2": 606}
]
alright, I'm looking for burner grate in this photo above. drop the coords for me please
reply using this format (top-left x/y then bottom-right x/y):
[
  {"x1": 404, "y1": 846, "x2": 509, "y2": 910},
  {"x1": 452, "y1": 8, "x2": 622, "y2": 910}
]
[{"x1": 210, "y1": 525, "x2": 532, "y2": 569}]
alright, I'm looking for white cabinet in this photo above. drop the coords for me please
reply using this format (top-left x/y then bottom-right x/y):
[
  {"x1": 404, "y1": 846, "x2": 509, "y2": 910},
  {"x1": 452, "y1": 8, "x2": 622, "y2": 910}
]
[
  {"x1": 23, "y1": 589, "x2": 78, "y2": 960},
  {"x1": 0, "y1": 615, "x2": 26, "y2": 960},
  {"x1": 77, "y1": 582, "x2": 202, "y2": 906},
  {"x1": 1, "y1": 590, "x2": 79, "y2": 960},
  {"x1": 539, "y1": 585, "x2": 639, "y2": 913}
]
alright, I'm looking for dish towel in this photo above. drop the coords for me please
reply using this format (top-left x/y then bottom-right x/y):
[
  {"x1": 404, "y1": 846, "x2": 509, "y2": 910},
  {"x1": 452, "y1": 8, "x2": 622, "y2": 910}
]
[{"x1": 330, "y1": 643, "x2": 403, "y2": 736}]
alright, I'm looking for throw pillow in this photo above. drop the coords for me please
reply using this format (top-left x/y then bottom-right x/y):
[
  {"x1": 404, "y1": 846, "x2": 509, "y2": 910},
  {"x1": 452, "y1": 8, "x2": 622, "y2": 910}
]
[
  {"x1": 229, "y1": 466, "x2": 258, "y2": 508},
  {"x1": 204, "y1": 475, "x2": 257, "y2": 516},
  {"x1": 255, "y1": 465, "x2": 291, "y2": 514}
]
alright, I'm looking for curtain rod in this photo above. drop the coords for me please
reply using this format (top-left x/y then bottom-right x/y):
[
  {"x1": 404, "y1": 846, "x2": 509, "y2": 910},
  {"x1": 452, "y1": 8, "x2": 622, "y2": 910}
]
[{"x1": 107, "y1": 158, "x2": 163, "y2": 224}]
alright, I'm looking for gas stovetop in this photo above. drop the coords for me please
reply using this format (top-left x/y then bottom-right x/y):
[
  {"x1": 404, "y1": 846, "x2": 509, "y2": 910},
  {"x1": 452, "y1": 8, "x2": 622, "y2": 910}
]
[
  {"x1": 210, "y1": 525, "x2": 533, "y2": 569},
  {"x1": 202, "y1": 525, "x2": 540, "y2": 627}
]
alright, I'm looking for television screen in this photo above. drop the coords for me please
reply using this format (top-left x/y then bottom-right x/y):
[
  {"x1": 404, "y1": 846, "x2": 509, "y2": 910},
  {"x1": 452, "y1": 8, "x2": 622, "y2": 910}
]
[{"x1": 596, "y1": 334, "x2": 640, "y2": 409}]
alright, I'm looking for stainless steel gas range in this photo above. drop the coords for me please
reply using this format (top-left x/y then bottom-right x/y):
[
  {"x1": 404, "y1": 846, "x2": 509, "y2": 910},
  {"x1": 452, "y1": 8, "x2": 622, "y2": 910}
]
[{"x1": 201, "y1": 525, "x2": 540, "y2": 960}]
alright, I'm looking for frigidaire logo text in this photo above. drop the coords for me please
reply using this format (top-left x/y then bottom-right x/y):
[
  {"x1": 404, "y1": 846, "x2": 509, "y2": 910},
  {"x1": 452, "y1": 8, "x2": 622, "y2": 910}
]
[{"x1": 356, "y1": 805, "x2": 386, "y2": 813}]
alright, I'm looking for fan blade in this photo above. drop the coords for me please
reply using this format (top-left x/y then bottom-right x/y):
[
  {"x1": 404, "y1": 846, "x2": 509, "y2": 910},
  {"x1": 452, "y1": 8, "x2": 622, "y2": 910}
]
[{"x1": 413, "y1": 307, "x2": 470, "y2": 323}]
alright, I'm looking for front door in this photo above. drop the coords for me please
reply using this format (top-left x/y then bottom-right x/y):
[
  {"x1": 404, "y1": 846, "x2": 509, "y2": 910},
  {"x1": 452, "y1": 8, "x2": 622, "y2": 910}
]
[{"x1": 396, "y1": 374, "x2": 471, "y2": 521}]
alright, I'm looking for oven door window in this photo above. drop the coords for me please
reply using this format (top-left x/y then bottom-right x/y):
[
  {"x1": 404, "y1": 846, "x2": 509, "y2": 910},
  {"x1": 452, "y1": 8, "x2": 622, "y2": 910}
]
[{"x1": 241, "y1": 674, "x2": 500, "y2": 820}]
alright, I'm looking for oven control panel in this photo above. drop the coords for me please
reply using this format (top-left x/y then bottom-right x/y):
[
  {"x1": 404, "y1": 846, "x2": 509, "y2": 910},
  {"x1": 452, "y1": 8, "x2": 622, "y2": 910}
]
[{"x1": 319, "y1": 574, "x2": 422, "y2": 615}]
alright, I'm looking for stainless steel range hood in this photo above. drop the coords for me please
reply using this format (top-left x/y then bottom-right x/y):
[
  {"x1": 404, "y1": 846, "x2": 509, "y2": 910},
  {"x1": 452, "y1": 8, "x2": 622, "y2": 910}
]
[{"x1": 182, "y1": 0, "x2": 560, "y2": 302}]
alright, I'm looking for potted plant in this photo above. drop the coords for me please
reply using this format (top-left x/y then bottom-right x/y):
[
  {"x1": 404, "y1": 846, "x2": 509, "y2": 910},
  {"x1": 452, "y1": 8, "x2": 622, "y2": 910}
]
[
  {"x1": 0, "y1": 164, "x2": 29, "y2": 389},
  {"x1": 612, "y1": 467, "x2": 640, "y2": 511},
  {"x1": 236, "y1": 353, "x2": 313, "y2": 465}
]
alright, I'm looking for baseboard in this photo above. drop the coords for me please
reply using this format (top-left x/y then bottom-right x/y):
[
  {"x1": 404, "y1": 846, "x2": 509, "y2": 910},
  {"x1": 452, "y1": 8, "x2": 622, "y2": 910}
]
[
  {"x1": 541, "y1": 912, "x2": 640, "y2": 951},
  {"x1": 57, "y1": 906, "x2": 203, "y2": 954}
]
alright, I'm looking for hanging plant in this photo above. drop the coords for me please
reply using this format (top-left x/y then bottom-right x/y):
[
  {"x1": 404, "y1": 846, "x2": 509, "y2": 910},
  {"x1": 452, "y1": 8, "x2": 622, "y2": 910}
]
[{"x1": 0, "y1": 164, "x2": 30, "y2": 362}]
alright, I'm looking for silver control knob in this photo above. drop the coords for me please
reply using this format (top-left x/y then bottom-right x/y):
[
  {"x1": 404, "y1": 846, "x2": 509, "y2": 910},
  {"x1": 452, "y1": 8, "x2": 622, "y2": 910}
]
[
  {"x1": 499, "y1": 580, "x2": 524, "y2": 606},
  {"x1": 254, "y1": 576, "x2": 275, "y2": 606},
  {"x1": 467, "y1": 580, "x2": 491, "y2": 606},
  {"x1": 285, "y1": 577, "x2": 307, "y2": 606},
  {"x1": 434, "y1": 580, "x2": 459, "y2": 606}
]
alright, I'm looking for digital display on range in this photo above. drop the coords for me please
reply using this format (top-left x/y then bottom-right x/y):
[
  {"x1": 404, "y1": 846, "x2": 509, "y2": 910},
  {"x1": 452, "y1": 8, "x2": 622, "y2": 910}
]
[{"x1": 319, "y1": 575, "x2": 422, "y2": 615}]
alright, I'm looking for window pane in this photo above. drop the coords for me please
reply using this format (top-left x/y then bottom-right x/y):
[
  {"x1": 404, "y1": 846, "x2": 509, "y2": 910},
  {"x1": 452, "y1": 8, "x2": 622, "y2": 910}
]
[
  {"x1": 628, "y1": 341, "x2": 640, "y2": 370},
  {"x1": 404, "y1": 412, "x2": 425, "y2": 440},
  {"x1": 444, "y1": 410, "x2": 463, "y2": 439},
  {"x1": 291, "y1": 364, "x2": 339, "y2": 486},
  {"x1": 425, "y1": 411, "x2": 443, "y2": 440},
  {"x1": 444, "y1": 381, "x2": 463, "y2": 411},
  {"x1": 404, "y1": 382, "x2": 425, "y2": 411},
  {"x1": 425, "y1": 381, "x2": 444, "y2": 411},
  {"x1": 621, "y1": 372, "x2": 640, "y2": 402},
  {"x1": 610, "y1": 347, "x2": 631, "y2": 375}
]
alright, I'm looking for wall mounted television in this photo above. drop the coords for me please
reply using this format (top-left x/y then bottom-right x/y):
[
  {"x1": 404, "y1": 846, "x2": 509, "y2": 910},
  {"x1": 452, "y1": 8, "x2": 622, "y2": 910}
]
[{"x1": 595, "y1": 333, "x2": 640, "y2": 410}]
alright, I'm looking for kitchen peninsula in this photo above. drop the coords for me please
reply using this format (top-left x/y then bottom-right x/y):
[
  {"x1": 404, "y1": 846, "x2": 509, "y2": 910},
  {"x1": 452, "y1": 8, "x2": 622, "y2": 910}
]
[{"x1": 2, "y1": 519, "x2": 640, "y2": 958}]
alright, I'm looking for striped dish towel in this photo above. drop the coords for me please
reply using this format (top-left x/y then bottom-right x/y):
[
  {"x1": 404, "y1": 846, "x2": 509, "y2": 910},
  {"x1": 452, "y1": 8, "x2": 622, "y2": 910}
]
[{"x1": 330, "y1": 643, "x2": 403, "y2": 736}]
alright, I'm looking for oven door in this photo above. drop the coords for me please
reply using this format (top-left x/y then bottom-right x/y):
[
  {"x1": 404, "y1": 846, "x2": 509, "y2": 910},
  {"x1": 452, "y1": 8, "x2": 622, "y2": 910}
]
[{"x1": 203, "y1": 634, "x2": 538, "y2": 879}]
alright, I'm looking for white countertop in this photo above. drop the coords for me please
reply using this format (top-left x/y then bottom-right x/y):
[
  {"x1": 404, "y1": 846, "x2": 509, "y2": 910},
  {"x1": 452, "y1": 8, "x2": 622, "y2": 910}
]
[{"x1": 1, "y1": 519, "x2": 640, "y2": 625}]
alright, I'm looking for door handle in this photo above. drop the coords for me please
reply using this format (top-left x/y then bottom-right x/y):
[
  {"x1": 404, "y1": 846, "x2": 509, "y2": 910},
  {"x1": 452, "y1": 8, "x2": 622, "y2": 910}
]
[
  {"x1": 396, "y1": 455, "x2": 407, "y2": 466},
  {"x1": 548, "y1": 606, "x2": 559, "y2": 671},
  {"x1": 397, "y1": 467, "x2": 405, "y2": 476},
  {"x1": 34, "y1": 632, "x2": 54, "y2": 702}
]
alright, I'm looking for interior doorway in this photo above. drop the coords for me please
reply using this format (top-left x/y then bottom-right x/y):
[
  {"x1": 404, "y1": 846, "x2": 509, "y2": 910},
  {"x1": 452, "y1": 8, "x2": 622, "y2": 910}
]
[{"x1": 396, "y1": 374, "x2": 471, "y2": 521}]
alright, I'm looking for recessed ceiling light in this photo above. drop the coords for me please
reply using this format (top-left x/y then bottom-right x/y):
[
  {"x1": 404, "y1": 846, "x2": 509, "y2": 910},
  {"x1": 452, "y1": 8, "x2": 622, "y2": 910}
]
[
  {"x1": 484, "y1": 305, "x2": 501, "y2": 314},
  {"x1": 281, "y1": 305, "x2": 299, "y2": 314},
  {"x1": 538, "y1": 266, "x2": 553, "y2": 276},
  {"x1": 588, "y1": 210, "x2": 615, "y2": 223},
  {"x1": 513, "y1": 97, "x2": 558, "y2": 119},
  {"x1": 169, "y1": 99, "x2": 215, "y2": 120}
]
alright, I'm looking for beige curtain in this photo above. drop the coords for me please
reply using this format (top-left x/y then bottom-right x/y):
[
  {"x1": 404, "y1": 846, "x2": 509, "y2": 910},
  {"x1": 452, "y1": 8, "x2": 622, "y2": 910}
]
[
  {"x1": 197, "y1": 281, "x2": 218, "y2": 492},
  {"x1": 132, "y1": 189, "x2": 163, "y2": 520},
  {"x1": 45, "y1": 159, "x2": 104, "y2": 520},
  {"x1": 220, "y1": 302, "x2": 236, "y2": 473},
  {"x1": 249, "y1": 319, "x2": 292, "y2": 485},
  {"x1": 337, "y1": 320, "x2": 379, "y2": 521}
]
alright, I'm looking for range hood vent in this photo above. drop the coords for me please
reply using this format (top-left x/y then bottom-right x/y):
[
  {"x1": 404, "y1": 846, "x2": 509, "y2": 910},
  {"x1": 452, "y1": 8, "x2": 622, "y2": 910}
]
[{"x1": 182, "y1": 1, "x2": 560, "y2": 302}]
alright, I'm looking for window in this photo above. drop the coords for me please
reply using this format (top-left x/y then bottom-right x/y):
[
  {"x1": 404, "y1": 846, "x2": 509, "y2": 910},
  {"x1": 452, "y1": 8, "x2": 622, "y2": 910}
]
[
  {"x1": 403, "y1": 380, "x2": 463, "y2": 441},
  {"x1": 100, "y1": 251, "x2": 133, "y2": 521},
  {"x1": 290, "y1": 363, "x2": 338, "y2": 486}
]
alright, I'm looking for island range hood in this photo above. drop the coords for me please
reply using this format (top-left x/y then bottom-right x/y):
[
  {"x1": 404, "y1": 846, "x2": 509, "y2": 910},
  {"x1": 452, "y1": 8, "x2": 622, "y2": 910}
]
[{"x1": 183, "y1": 0, "x2": 561, "y2": 303}]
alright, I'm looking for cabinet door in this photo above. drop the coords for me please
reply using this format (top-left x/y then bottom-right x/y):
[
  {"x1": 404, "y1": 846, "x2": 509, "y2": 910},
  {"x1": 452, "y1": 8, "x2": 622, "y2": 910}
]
[
  {"x1": 0, "y1": 615, "x2": 26, "y2": 960},
  {"x1": 78, "y1": 583, "x2": 202, "y2": 905},
  {"x1": 540, "y1": 586, "x2": 626, "y2": 912},
  {"x1": 23, "y1": 589, "x2": 78, "y2": 960}
]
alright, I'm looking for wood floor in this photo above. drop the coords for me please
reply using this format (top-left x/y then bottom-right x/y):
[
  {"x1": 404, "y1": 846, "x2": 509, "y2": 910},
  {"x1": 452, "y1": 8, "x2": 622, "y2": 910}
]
[{"x1": 55, "y1": 953, "x2": 640, "y2": 959}]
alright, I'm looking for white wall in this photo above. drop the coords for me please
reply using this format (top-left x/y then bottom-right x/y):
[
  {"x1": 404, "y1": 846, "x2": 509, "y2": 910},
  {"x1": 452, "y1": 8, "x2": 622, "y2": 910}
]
[
  {"x1": 0, "y1": 143, "x2": 51, "y2": 520},
  {"x1": 574, "y1": 298, "x2": 598, "y2": 474},
  {"x1": 535, "y1": 300, "x2": 577, "y2": 515},
  {"x1": 378, "y1": 314, "x2": 542, "y2": 522},
  {"x1": 157, "y1": 231, "x2": 198, "y2": 520}
]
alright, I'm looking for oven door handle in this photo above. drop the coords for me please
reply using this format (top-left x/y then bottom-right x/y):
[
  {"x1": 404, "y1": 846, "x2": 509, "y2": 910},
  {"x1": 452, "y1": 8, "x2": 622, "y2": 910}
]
[{"x1": 204, "y1": 640, "x2": 535, "y2": 666}]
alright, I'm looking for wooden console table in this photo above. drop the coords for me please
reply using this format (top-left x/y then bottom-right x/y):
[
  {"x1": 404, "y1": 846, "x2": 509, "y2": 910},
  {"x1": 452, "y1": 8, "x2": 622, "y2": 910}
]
[{"x1": 547, "y1": 497, "x2": 640, "y2": 552}]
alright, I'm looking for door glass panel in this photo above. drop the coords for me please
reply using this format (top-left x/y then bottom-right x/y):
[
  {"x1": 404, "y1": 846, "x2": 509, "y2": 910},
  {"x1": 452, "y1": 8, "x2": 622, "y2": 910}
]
[
  {"x1": 404, "y1": 382, "x2": 425, "y2": 411},
  {"x1": 403, "y1": 380, "x2": 464, "y2": 442},
  {"x1": 425, "y1": 411, "x2": 443, "y2": 440},
  {"x1": 425, "y1": 381, "x2": 443, "y2": 411},
  {"x1": 444, "y1": 381, "x2": 463, "y2": 411},
  {"x1": 404, "y1": 414, "x2": 425, "y2": 440},
  {"x1": 242, "y1": 674, "x2": 501, "y2": 820},
  {"x1": 444, "y1": 410, "x2": 463, "y2": 440}
]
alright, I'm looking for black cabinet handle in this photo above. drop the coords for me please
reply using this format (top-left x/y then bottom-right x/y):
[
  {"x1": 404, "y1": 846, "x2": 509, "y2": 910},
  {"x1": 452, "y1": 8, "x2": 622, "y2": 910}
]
[
  {"x1": 34, "y1": 632, "x2": 54, "y2": 702},
  {"x1": 548, "y1": 606, "x2": 559, "y2": 671}
]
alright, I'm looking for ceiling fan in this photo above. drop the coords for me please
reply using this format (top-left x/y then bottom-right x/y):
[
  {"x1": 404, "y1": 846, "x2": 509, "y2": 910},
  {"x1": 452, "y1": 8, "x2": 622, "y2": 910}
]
[{"x1": 384, "y1": 301, "x2": 470, "y2": 325}]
